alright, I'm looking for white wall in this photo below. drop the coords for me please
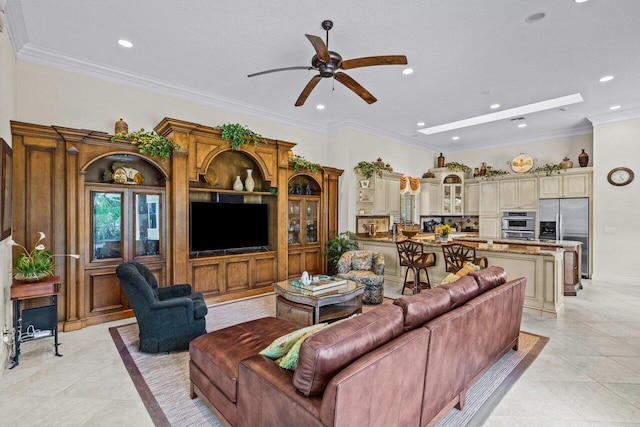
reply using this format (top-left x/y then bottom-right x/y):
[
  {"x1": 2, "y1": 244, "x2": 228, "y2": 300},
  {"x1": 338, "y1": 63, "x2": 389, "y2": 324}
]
[
  {"x1": 444, "y1": 133, "x2": 594, "y2": 172},
  {"x1": 592, "y1": 118, "x2": 640, "y2": 284},
  {"x1": 0, "y1": 10, "x2": 17, "y2": 371}
]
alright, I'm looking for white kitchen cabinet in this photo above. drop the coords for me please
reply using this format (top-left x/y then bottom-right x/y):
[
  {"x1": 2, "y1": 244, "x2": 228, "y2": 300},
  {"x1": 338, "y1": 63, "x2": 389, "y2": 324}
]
[
  {"x1": 464, "y1": 182, "x2": 479, "y2": 215},
  {"x1": 479, "y1": 216, "x2": 500, "y2": 238},
  {"x1": 387, "y1": 176, "x2": 401, "y2": 215},
  {"x1": 539, "y1": 170, "x2": 591, "y2": 199},
  {"x1": 419, "y1": 180, "x2": 441, "y2": 216},
  {"x1": 479, "y1": 181, "x2": 499, "y2": 215},
  {"x1": 442, "y1": 183, "x2": 463, "y2": 215},
  {"x1": 356, "y1": 173, "x2": 401, "y2": 215},
  {"x1": 499, "y1": 177, "x2": 537, "y2": 210}
]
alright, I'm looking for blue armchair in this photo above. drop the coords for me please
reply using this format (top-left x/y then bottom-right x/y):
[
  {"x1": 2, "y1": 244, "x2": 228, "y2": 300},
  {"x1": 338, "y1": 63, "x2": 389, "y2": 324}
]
[{"x1": 116, "y1": 262, "x2": 207, "y2": 353}]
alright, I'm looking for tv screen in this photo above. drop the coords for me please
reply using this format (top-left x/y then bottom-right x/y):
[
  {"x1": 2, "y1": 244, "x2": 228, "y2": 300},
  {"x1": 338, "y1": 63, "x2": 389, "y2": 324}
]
[{"x1": 190, "y1": 202, "x2": 269, "y2": 253}]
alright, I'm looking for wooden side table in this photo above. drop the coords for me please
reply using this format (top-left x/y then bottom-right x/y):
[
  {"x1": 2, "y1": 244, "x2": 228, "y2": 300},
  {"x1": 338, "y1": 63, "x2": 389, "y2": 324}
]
[{"x1": 10, "y1": 276, "x2": 63, "y2": 369}]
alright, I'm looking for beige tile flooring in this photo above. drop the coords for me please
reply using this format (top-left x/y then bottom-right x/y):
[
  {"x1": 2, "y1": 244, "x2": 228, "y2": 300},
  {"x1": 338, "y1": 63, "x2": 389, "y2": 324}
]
[{"x1": 1, "y1": 279, "x2": 639, "y2": 426}]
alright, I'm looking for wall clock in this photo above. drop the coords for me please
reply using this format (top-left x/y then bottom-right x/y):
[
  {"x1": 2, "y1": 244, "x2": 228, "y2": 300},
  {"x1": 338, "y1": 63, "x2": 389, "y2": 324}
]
[{"x1": 607, "y1": 167, "x2": 634, "y2": 186}]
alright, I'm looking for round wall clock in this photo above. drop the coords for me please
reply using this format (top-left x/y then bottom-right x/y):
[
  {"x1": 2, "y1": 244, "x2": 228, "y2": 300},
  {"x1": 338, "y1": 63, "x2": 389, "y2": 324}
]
[{"x1": 607, "y1": 167, "x2": 634, "y2": 186}]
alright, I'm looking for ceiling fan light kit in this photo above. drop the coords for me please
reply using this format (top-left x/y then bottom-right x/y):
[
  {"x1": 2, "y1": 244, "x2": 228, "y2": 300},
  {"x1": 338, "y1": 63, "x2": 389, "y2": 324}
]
[{"x1": 248, "y1": 20, "x2": 408, "y2": 106}]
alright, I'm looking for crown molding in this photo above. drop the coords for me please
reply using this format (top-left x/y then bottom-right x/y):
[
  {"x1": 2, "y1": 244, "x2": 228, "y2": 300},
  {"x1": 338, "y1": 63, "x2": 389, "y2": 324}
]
[
  {"x1": 586, "y1": 107, "x2": 640, "y2": 127},
  {"x1": 3, "y1": 0, "x2": 27, "y2": 52},
  {"x1": 15, "y1": 43, "x2": 330, "y2": 135},
  {"x1": 327, "y1": 119, "x2": 437, "y2": 151}
]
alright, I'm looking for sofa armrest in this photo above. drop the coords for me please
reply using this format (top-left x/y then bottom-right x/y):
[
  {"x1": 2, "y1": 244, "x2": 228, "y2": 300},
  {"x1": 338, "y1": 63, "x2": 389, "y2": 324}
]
[
  {"x1": 158, "y1": 283, "x2": 192, "y2": 300},
  {"x1": 238, "y1": 356, "x2": 323, "y2": 426},
  {"x1": 320, "y1": 328, "x2": 430, "y2": 427}
]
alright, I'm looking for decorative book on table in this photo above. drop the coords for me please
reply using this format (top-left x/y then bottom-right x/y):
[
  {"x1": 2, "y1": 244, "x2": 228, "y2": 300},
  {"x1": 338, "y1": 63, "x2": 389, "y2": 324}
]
[{"x1": 292, "y1": 275, "x2": 347, "y2": 292}]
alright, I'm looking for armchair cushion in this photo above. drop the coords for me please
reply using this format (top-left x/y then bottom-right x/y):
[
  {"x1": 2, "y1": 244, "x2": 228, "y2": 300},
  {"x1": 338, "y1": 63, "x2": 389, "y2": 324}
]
[{"x1": 351, "y1": 252, "x2": 373, "y2": 271}]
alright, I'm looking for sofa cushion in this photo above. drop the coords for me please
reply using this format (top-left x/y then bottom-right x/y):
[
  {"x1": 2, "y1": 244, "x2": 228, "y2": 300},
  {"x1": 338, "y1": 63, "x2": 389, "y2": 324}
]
[
  {"x1": 260, "y1": 323, "x2": 328, "y2": 359},
  {"x1": 393, "y1": 287, "x2": 452, "y2": 331},
  {"x1": 469, "y1": 266, "x2": 507, "y2": 292},
  {"x1": 293, "y1": 304, "x2": 405, "y2": 396},
  {"x1": 438, "y1": 276, "x2": 480, "y2": 308},
  {"x1": 189, "y1": 317, "x2": 298, "y2": 403}
]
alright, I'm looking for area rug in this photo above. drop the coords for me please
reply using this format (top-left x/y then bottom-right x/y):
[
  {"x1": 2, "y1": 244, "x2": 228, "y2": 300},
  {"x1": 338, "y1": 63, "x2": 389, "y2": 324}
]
[{"x1": 110, "y1": 293, "x2": 547, "y2": 427}]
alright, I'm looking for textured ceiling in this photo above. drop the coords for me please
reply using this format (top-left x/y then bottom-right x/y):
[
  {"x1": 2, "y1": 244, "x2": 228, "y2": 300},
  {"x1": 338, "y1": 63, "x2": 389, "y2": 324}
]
[{"x1": 5, "y1": 0, "x2": 640, "y2": 152}]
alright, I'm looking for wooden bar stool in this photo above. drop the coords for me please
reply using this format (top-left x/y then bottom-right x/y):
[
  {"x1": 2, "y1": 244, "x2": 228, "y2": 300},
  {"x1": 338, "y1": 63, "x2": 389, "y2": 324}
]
[
  {"x1": 396, "y1": 240, "x2": 437, "y2": 295},
  {"x1": 441, "y1": 243, "x2": 488, "y2": 273}
]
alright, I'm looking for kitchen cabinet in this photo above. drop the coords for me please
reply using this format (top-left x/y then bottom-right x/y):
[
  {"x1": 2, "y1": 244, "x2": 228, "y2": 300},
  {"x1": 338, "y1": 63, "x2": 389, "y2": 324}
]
[
  {"x1": 464, "y1": 182, "x2": 479, "y2": 215},
  {"x1": 356, "y1": 173, "x2": 401, "y2": 215},
  {"x1": 479, "y1": 181, "x2": 499, "y2": 215},
  {"x1": 479, "y1": 216, "x2": 500, "y2": 238},
  {"x1": 419, "y1": 180, "x2": 441, "y2": 216},
  {"x1": 442, "y1": 181, "x2": 463, "y2": 215},
  {"x1": 499, "y1": 177, "x2": 537, "y2": 210},
  {"x1": 539, "y1": 170, "x2": 591, "y2": 199}
]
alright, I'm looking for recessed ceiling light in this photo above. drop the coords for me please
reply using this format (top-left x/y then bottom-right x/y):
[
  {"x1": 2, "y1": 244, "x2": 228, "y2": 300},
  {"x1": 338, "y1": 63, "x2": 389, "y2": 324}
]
[
  {"x1": 452, "y1": 136, "x2": 460, "y2": 140},
  {"x1": 525, "y1": 12, "x2": 546, "y2": 24},
  {"x1": 316, "y1": 104, "x2": 325, "y2": 110},
  {"x1": 402, "y1": 68, "x2": 413, "y2": 75},
  {"x1": 599, "y1": 75, "x2": 614, "y2": 82},
  {"x1": 575, "y1": 0, "x2": 589, "y2": 3},
  {"x1": 518, "y1": 123, "x2": 527, "y2": 128},
  {"x1": 490, "y1": 103, "x2": 501, "y2": 109},
  {"x1": 118, "y1": 39, "x2": 133, "y2": 48},
  {"x1": 609, "y1": 105, "x2": 621, "y2": 110},
  {"x1": 417, "y1": 93, "x2": 583, "y2": 136},
  {"x1": 417, "y1": 122, "x2": 425, "y2": 127}
]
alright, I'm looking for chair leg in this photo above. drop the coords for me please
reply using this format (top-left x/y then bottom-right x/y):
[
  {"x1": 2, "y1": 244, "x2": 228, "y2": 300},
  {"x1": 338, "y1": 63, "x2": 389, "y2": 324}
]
[
  {"x1": 411, "y1": 267, "x2": 420, "y2": 294},
  {"x1": 401, "y1": 267, "x2": 411, "y2": 295},
  {"x1": 422, "y1": 268, "x2": 431, "y2": 289}
]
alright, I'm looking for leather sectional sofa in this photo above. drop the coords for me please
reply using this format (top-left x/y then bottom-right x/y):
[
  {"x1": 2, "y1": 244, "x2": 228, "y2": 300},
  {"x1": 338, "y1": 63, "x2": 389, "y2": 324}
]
[{"x1": 189, "y1": 266, "x2": 526, "y2": 426}]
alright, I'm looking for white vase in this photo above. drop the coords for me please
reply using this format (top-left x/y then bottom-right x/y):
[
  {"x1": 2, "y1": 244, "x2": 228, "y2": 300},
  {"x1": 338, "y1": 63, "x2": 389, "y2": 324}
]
[
  {"x1": 245, "y1": 169, "x2": 255, "y2": 192},
  {"x1": 233, "y1": 176, "x2": 243, "y2": 191}
]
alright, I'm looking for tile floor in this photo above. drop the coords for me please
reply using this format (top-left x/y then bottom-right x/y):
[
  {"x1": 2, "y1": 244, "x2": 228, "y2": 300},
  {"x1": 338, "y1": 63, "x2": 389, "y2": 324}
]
[{"x1": 0, "y1": 279, "x2": 639, "y2": 426}]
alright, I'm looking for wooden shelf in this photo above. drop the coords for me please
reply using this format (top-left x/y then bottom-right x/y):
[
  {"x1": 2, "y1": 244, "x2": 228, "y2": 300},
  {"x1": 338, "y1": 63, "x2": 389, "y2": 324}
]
[
  {"x1": 319, "y1": 304, "x2": 361, "y2": 323},
  {"x1": 189, "y1": 187, "x2": 276, "y2": 196}
]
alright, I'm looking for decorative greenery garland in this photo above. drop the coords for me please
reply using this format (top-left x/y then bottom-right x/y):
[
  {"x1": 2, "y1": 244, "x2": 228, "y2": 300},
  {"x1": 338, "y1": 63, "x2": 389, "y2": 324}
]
[
  {"x1": 111, "y1": 129, "x2": 180, "y2": 162},
  {"x1": 354, "y1": 161, "x2": 391, "y2": 179},
  {"x1": 215, "y1": 123, "x2": 265, "y2": 150},
  {"x1": 482, "y1": 169, "x2": 510, "y2": 179},
  {"x1": 533, "y1": 163, "x2": 563, "y2": 176},
  {"x1": 289, "y1": 155, "x2": 321, "y2": 173},
  {"x1": 444, "y1": 162, "x2": 471, "y2": 172}
]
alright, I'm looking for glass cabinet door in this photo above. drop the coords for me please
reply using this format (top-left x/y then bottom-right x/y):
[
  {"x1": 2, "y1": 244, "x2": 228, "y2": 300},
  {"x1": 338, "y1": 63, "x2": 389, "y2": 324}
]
[
  {"x1": 304, "y1": 200, "x2": 319, "y2": 244},
  {"x1": 288, "y1": 199, "x2": 301, "y2": 244},
  {"x1": 453, "y1": 185, "x2": 463, "y2": 215},
  {"x1": 92, "y1": 191, "x2": 123, "y2": 260},
  {"x1": 443, "y1": 185, "x2": 452, "y2": 214},
  {"x1": 134, "y1": 192, "x2": 162, "y2": 257}
]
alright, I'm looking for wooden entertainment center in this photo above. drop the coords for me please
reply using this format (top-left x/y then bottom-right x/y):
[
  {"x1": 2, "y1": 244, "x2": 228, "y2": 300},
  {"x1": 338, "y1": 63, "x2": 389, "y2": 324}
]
[{"x1": 10, "y1": 118, "x2": 343, "y2": 331}]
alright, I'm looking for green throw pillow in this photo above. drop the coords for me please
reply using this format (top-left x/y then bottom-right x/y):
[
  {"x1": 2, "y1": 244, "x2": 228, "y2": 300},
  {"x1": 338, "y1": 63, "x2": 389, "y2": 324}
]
[
  {"x1": 259, "y1": 323, "x2": 327, "y2": 359},
  {"x1": 276, "y1": 330, "x2": 316, "y2": 371}
]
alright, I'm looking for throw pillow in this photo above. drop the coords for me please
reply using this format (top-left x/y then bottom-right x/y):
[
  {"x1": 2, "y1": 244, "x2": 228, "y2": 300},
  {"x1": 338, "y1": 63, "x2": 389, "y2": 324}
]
[
  {"x1": 455, "y1": 262, "x2": 480, "y2": 277},
  {"x1": 277, "y1": 328, "x2": 320, "y2": 371},
  {"x1": 441, "y1": 273, "x2": 460, "y2": 284},
  {"x1": 352, "y1": 253, "x2": 373, "y2": 271},
  {"x1": 259, "y1": 323, "x2": 327, "y2": 359}
]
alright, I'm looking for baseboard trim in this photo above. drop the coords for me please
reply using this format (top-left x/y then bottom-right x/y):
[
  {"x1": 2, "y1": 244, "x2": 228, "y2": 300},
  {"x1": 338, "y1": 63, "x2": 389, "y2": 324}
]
[{"x1": 590, "y1": 273, "x2": 640, "y2": 285}]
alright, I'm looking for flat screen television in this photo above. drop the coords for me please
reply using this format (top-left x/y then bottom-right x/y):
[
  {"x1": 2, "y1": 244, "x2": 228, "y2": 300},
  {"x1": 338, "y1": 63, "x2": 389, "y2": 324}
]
[{"x1": 190, "y1": 202, "x2": 269, "y2": 253}]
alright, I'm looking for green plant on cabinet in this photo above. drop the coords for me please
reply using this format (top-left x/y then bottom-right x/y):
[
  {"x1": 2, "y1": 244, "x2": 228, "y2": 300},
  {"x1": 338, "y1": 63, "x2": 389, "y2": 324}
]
[
  {"x1": 215, "y1": 123, "x2": 265, "y2": 150},
  {"x1": 111, "y1": 129, "x2": 180, "y2": 162},
  {"x1": 289, "y1": 154, "x2": 321, "y2": 173},
  {"x1": 354, "y1": 161, "x2": 390, "y2": 179}
]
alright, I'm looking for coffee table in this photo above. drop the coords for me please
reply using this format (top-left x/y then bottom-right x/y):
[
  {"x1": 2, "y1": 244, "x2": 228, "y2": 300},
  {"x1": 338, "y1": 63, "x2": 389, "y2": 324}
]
[{"x1": 274, "y1": 279, "x2": 364, "y2": 327}]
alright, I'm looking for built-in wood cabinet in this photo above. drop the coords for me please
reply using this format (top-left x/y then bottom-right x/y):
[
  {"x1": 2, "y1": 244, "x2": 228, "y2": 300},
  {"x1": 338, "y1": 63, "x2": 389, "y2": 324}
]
[
  {"x1": 287, "y1": 172, "x2": 322, "y2": 278},
  {"x1": 464, "y1": 182, "x2": 480, "y2": 215},
  {"x1": 11, "y1": 118, "x2": 342, "y2": 330},
  {"x1": 539, "y1": 169, "x2": 591, "y2": 199},
  {"x1": 499, "y1": 177, "x2": 537, "y2": 210}
]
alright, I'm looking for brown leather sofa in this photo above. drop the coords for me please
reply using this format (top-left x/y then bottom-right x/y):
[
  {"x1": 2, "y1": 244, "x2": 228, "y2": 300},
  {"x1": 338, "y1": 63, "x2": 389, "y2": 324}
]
[{"x1": 189, "y1": 266, "x2": 526, "y2": 426}]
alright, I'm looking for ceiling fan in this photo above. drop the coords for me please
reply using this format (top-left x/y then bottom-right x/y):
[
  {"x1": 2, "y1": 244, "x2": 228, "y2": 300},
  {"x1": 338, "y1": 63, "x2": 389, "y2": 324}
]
[{"x1": 247, "y1": 20, "x2": 408, "y2": 106}]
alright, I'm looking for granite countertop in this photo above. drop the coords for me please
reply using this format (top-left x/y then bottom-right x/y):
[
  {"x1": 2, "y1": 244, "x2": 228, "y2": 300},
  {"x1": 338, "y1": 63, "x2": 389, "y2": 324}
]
[{"x1": 354, "y1": 233, "x2": 564, "y2": 256}]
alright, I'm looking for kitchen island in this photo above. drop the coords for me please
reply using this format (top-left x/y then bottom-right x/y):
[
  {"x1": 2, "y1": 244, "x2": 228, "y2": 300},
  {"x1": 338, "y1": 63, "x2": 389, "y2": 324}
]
[{"x1": 356, "y1": 233, "x2": 572, "y2": 318}]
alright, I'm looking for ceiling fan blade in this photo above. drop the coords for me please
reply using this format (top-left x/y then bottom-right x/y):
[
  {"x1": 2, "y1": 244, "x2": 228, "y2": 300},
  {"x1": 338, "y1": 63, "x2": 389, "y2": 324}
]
[
  {"x1": 295, "y1": 75, "x2": 323, "y2": 107},
  {"x1": 305, "y1": 34, "x2": 330, "y2": 63},
  {"x1": 334, "y1": 72, "x2": 377, "y2": 104},
  {"x1": 340, "y1": 55, "x2": 408, "y2": 70},
  {"x1": 248, "y1": 66, "x2": 314, "y2": 78}
]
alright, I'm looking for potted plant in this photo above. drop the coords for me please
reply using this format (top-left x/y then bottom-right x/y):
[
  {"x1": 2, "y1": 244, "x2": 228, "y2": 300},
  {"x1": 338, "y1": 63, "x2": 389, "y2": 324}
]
[
  {"x1": 9, "y1": 232, "x2": 79, "y2": 282},
  {"x1": 111, "y1": 128, "x2": 180, "y2": 162},
  {"x1": 289, "y1": 154, "x2": 321, "y2": 173},
  {"x1": 215, "y1": 123, "x2": 265, "y2": 150},
  {"x1": 354, "y1": 161, "x2": 390, "y2": 180},
  {"x1": 324, "y1": 231, "x2": 359, "y2": 275},
  {"x1": 435, "y1": 224, "x2": 453, "y2": 243}
]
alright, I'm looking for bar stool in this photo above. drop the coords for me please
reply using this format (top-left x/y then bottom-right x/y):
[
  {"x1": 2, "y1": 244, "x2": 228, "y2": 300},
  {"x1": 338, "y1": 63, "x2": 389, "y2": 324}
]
[
  {"x1": 441, "y1": 243, "x2": 488, "y2": 273},
  {"x1": 396, "y1": 240, "x2": 437, "y2": 295}
]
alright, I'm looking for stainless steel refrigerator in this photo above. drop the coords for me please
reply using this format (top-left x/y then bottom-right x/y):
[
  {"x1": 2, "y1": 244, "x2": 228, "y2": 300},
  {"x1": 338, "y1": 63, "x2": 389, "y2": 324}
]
[{"x1": 538, "y1": 198, "x2": 589, "y2": 278}]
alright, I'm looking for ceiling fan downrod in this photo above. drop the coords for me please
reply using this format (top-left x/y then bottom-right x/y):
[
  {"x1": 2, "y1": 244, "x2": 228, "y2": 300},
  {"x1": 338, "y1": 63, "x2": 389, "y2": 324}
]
[{"x1": 322, "y1": 19, "x2": 333, "y2": 50}]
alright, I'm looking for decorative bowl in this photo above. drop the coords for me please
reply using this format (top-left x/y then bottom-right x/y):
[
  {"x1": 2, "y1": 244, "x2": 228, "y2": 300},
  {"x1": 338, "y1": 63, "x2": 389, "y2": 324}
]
[{"x1": 403, "y1": 228, "x2": 419, "y2": 239}]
